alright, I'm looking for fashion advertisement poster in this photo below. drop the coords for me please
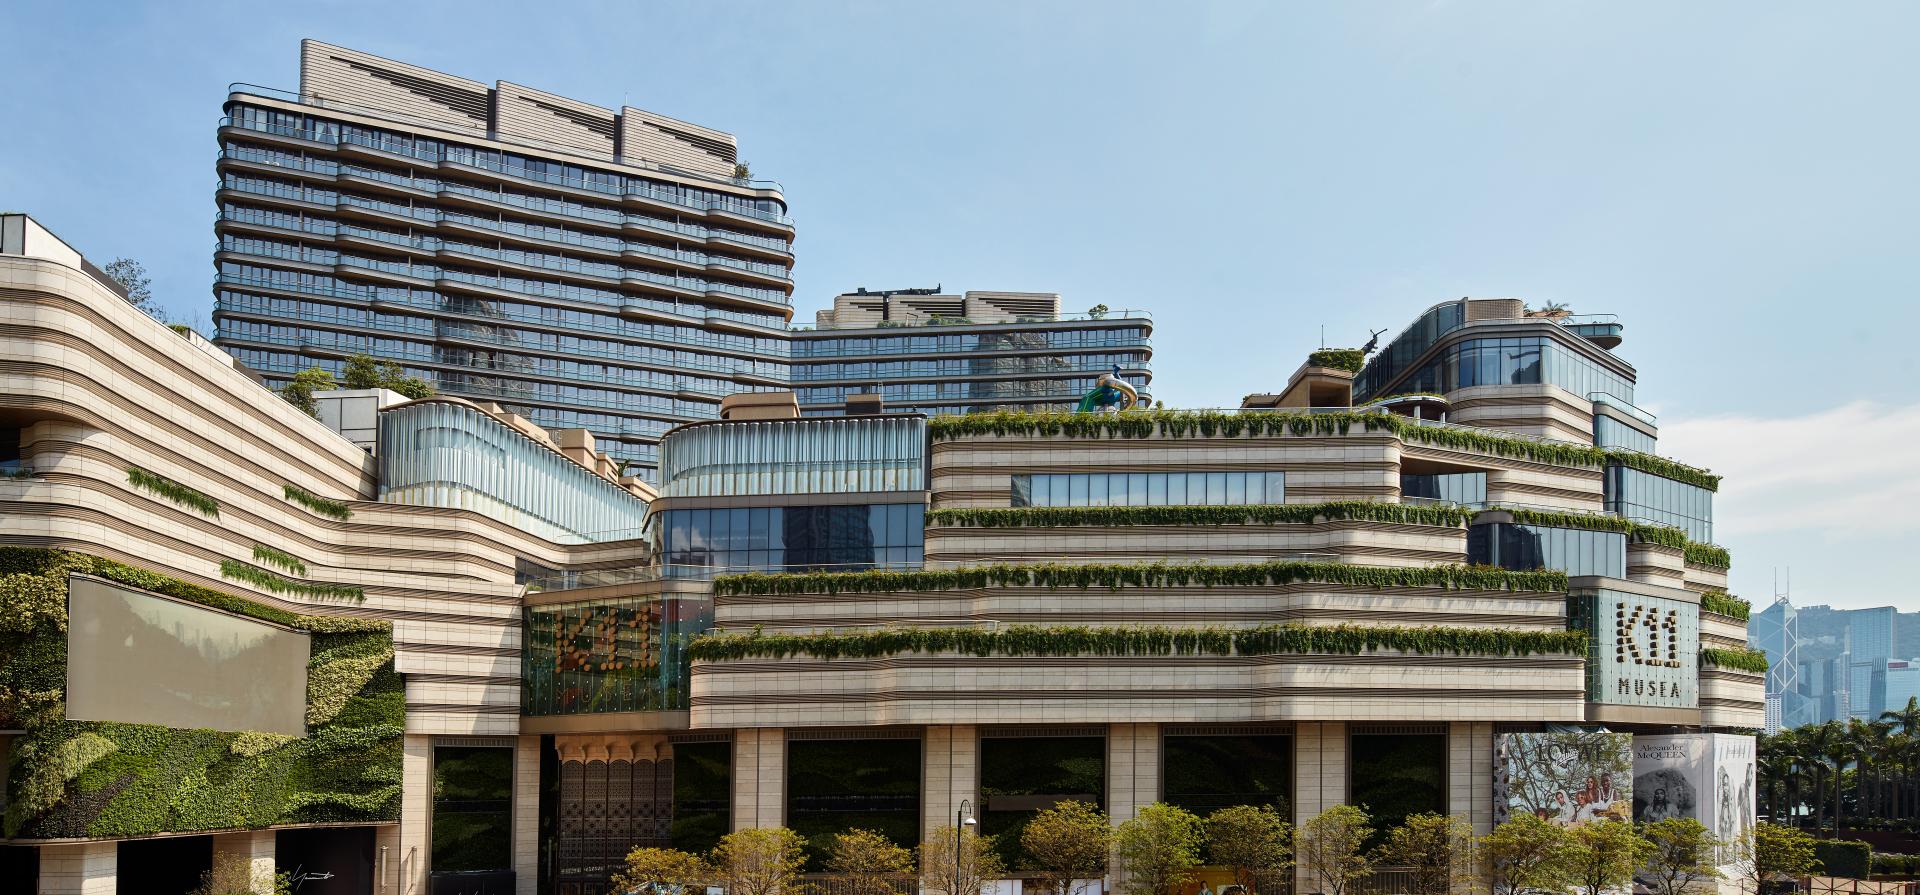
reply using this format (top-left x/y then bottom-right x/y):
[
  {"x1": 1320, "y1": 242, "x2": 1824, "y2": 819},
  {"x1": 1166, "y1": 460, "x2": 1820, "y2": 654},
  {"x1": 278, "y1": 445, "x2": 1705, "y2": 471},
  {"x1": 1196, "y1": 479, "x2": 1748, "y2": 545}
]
[{"x1": 1494, "y1": 731, "x2": 1634, "y2": 827}]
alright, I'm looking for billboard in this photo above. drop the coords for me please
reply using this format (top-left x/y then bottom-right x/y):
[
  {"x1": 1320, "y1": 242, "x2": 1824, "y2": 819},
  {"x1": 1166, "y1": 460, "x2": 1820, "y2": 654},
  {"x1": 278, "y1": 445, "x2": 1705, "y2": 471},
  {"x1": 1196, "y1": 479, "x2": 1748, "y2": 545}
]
[
  {"x1": 66, "y1": 574, "x2": 310, "y2": 736},
  {"x1": 1494, "y1": 730, "x2": 1634, "y2": 827},
  {"x1": 1580, "y1": 588, "x2": 1700, "y2": 708},
  {"x1": 1632, "y1": 734, "x2": 1756, "y2": 862}
]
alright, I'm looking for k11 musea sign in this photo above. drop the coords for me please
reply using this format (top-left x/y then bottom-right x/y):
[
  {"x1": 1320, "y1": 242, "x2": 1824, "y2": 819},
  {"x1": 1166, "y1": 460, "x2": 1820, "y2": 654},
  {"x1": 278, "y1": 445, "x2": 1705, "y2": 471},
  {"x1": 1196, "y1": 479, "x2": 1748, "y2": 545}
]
[{"x1": 1576, "y1": 588, "x2": 1700, "y2": 708}]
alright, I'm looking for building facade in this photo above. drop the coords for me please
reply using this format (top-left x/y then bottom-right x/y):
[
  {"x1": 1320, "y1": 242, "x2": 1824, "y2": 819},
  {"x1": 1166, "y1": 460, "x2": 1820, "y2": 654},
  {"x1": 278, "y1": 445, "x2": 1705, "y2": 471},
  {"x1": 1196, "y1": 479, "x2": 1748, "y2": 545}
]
[
  {"x1": 212, "y1": 41, "x2": 797, "y2": 484},
  {"x1": 1, "y1": 222, "x2": 1759, "y2": 895}
]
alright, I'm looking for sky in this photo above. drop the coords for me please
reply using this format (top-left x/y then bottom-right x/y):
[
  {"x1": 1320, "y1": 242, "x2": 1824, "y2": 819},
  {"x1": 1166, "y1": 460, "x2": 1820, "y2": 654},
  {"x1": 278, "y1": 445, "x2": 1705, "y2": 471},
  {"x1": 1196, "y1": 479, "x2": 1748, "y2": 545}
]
[{"x1": 3, "y1": 1, "x2": 1916, "y2": 613}]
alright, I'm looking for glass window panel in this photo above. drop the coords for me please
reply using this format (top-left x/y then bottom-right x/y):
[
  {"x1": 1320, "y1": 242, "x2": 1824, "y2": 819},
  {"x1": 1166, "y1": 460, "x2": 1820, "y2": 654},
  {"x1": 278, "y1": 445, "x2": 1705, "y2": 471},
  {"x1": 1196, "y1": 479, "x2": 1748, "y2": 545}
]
[
  {"x1": 1069, "y1": 475, "x2": 1089, "y2": 506},
  {"x1": 1148, "y1": 474, "x2": 1167, "y2": 506},
  {"x1": 1226, "y1": 473, "x2": 1247, "y2": 505},
  {"x1": 1206, "y1": 472, "x2": 1226, "y2": 505},
  {"x1": 1011, "y1": 475, "x2": 1032, "y2": 507}
]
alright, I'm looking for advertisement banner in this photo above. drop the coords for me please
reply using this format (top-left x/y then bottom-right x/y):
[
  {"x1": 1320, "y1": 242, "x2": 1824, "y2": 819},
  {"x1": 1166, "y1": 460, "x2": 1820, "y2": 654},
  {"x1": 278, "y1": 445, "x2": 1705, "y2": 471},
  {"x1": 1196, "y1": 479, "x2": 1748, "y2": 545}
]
[
  {"x1": 1494, "y1": 731, "x2": 1634, "y2": 827},
  {"x1": 1632, "y1": 734, "x2": 1756, "y2": 865}
]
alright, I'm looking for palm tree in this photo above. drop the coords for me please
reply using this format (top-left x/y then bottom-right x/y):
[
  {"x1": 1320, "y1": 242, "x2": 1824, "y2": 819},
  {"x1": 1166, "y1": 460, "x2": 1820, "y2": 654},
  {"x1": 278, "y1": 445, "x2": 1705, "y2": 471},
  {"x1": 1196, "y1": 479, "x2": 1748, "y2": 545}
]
[{"x1": 1882, "y1": 697, "x2": 1920, "y2": 737}]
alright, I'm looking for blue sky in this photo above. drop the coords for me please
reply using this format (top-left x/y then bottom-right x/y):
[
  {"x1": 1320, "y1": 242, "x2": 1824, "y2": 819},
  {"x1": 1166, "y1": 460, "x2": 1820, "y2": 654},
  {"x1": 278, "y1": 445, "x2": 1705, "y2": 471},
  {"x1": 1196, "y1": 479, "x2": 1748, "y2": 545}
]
[{"x1": 3, "y1": 1, "x2": 1916, "y2": 615}]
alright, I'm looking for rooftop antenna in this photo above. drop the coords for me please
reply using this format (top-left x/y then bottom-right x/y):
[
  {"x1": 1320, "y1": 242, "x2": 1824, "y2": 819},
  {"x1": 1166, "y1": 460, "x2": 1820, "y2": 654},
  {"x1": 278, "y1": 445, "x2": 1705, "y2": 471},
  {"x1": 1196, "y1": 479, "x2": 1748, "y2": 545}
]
[{"x1": 1320, "y1": 325, "x2": 1325, "y2": 349}]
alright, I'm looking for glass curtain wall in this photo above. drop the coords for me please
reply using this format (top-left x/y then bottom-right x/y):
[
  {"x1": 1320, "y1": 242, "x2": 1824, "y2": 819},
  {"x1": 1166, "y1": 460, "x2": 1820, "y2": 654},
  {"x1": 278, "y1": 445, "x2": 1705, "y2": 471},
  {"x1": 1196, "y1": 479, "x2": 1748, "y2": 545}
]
[
  {"x1": 1011, "y1": 472, "x2": 1283, "y2": 508},
  {"x1": 658, "y1": 417, "x2": 926, "y2": 497},
  {"x1": 1593, "y1": 416, "x2": 1657, "y2": 454},
  {"x1": 785, "y1": 737, "x2": 923, "y2": 865},
  {"x1": 1399, "y1": 472, "x2": 1487, "y2": 507},
  {"x1": 1605, "y1": 465, "x2": 1713, "y2": 542},
  {"x1": 1349, "y1": 731, "x2": 1447, "y2": 845},
  {"x1": 522, "y1": 596, "x2": 714, "y2": 715},
  {"x1": 654, "y1": 504, "x2": 925, "y2": 574},
  {"x1": 1467, "y1": 523, "x2": 1627, "y2": 578},
  {"x1": 432, "y1": 747, "x2": 514, "y2": 874},
  {"x1": 671, "y1": 741, "x2": 732, "y2": 854},
  {"x1": 1161, "y1": 734, "x2": 1293, "y2": 815},
  {"x1": 978, "y1": 735, "x2": 1106, "y2": 868},
  {"x1": 379, "y1": 401, "x2": 650, "y2": 543}
]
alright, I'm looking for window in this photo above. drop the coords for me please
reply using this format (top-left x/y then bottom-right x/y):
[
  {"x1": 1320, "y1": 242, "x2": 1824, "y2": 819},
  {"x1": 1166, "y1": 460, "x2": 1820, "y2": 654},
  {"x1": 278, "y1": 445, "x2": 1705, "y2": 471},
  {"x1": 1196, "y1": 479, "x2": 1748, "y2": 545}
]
[
  {"x1": 1350, "y1": 731, "x2": 1446, "y2": 845},
  {"x1": 979, "y1": 734, "x2": 1106, "y2": 869},
  {"x1": 1467, "y1": 522, "x2": 1627, "y2": 578},
  {"x1": 1010, "y1": 472, "x2": 1283, "y2": 507},
  {"x1": 1162, "y1": 734, "x2": 1292, "y2": 815},
  {"x1": 1605, "y1": 465, "x2": 1712, "y2": 543},
  {"x1": 1401, "y1": 472, "x2": 1486, "y2": 507},
  {"x1": 672, "y1": 741, "x2": 732, "y2": 853},
  {"x1": 431, "y1": 746, "x2": 513, "y2": 873},
  {"x1": 786, "y1": 738, "x2": 922, "y2": 866}
]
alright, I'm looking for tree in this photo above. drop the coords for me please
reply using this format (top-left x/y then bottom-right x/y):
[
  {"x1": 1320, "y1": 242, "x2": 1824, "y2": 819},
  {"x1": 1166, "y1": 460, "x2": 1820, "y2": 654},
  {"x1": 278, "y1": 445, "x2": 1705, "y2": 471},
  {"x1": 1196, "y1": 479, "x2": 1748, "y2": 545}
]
[
  {"x1": 101, "y1": 257, "x2": 158, "y2": 316},
  {"x1": 1563, "y1": 820, "x2": 1649, "y2": 895},
  {"x1": 1113, "y1": 803, "x2": 1205, "y2": 895},
  {"x1": 1021, "y1": 801, "x2": 1111, "y2": 895},
  {"x1": 189, "y1": 851, "x2": 294, "y2": 895},
  {"x1": 1296, "y1": 805, "x2": 1373, "y2": 895},
  {"x1": 341, "y1": 352, "x2": 434, "y2": 399},
  {"x1": 1373, "y1": 812, "x2": 1474, "y2": 895},
  {"x1": 1204, "y1": 805, "x2": 1292, "y2": 895},
  {"x1": 825, "y1": 829, "x2": 914, "y2": 895},
  {"x1": 612, "y1": 846, "x2": 711, "y2": 895},
  {"x1": 1638, "y1": 818, "x2": 1722, "y2": 895},
  {"x1": 710, "y1": 827, "x2": 807, "y2": 895},
  {"x1": 920, "y1": 825, "x2": 1004, "y2": 895},
  {"x1": 1479, "y1": 813, "x2": 1572, "y2": 895},
  {"x1": 279, "y1": 365, "x2": 337, "y2": 417},
  {"x1": 1732, "y1": 822, "x2": 1820, "y2": 894},
  {"x1": 1087, "y1": 304, "x2": 1109, "y2": 319}
]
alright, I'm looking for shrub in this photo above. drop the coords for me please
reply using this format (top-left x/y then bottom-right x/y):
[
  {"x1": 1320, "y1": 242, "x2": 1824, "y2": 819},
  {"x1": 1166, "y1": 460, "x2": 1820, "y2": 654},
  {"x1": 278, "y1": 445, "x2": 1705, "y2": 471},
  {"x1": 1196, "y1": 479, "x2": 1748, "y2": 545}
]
[
  {"x1": 127, "y1": 467, "x2": 219, "y2": 517},
  {"x1": 1114, "y1": 803, "x2": 1205, "y2": 895},
  {"x1": 927, "y1": 501, "x2": 1472, "y2": 529},
  {"x1": 1297, "y1": 805, "x2": 1373, "y2": 895},
  {"x1": 1308, "y1": 349, "x2": 1366, "y2": 373},
  {"x1": 826, "y1": 828, "x2": 914, "y2": 895},
  {"x1": 1699, "y1": 591, "x2": 1751, "y2": 620},
  {"x1": 1814, "y1": 839, "x2": 1871, "y2": 880},
  {"x1": 711, "y1": 828, "x2": 807, "y2": 895},
  {"x1": 1702, "y1": 647, "x2": 1770, "y2": 674},
  {"x1": 1022, "y1": 801, "x2": 1110, "y2": 893},
  {"x1": 714, "y1": 560, "x2": 1567, "y2": 597},
  {"x1": 612, "y1": 846, "x2": 711, "y2": 895},
  {"x1": 920, "y1": 825, "x2": 1003, "y2": 895},
  {"x1": 1204, "y1": 804, "x2": 1292, "y2": 895}
]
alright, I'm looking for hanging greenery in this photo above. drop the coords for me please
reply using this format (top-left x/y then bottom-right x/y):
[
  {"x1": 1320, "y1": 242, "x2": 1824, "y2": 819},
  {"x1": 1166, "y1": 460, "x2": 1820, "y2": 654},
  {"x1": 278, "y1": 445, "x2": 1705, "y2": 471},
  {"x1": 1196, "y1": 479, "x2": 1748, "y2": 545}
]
[
  {"x1": 1307, "y1": 349, "x2": 1366, "y2": 373},
  {"x1": 925, "y1": 500, "x2": 1473, "y2": 529},
  {"x1": 219, "y1": 559, "x2": 364, "y2": 604},
  {"x1": 0, "y1": 548, "x2": 400, "y2": 838},
  {"x1": 126, "y1": 467, "x2": 219, "y2": 518},
  {"x1": 250, "y1": 544, "x2": 307, "y2": 576},
  {"x1": 1701, "y1": 647, "x2": 1770, "y2": 674},
  {"x1": 925, "y1": 410, "x2": 1720, "y2": 492},
  {"x1": 1482, "y1": 508, "x2": 1693, "y2": 549},
  {"x1": 283, "y1": 484, "x2": 353, "y2": 521},
  {"x1": 1684, "y1": 543, "x2": 1733, "y2": 569},
  {"x1": 713, "y1": 560, "x2": 1566, "y2": 597},
  {"x1": 686, "y1": 622, "x2": 1589, "y2": 662},
  {"x1": 1699, "y1": 591, "x2": 1751, "y2": 621}
]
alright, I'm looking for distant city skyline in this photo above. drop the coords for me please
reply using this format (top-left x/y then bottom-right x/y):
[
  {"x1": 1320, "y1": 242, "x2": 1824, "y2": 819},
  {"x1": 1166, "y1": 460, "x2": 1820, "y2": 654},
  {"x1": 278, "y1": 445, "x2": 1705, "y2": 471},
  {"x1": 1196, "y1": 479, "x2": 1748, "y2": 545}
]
[{"x1": 6, "y1": 1, "x2": 1920, "y2": 607}]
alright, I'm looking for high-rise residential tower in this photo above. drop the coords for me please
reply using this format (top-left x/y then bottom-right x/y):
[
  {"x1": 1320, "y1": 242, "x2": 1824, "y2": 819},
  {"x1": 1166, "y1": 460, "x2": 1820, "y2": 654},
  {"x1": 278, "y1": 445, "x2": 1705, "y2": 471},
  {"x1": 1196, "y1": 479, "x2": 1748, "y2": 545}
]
[{"x1": 213, "y1": 41, "x2": 796, "y2": 482}]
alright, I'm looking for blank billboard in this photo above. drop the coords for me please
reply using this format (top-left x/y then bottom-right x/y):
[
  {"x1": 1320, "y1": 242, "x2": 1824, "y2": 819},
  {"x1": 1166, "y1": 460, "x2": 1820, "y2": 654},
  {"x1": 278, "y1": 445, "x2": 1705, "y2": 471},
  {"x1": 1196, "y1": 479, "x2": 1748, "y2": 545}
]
[{"x1": 66, "y1": 574, "x2": 309, "y2": 736}]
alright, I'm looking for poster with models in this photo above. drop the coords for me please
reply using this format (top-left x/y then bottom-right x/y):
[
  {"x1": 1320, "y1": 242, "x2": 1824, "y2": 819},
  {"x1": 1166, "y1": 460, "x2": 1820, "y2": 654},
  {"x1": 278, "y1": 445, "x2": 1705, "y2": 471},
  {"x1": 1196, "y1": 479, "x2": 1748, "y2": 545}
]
[
  {"x1": 1494, "y1": 731, "x2": 1634, "y2": 826},
  {"x1": 1711, "y1": 734, "x2": 1757, "y2": 863},
  {"x1": 1632, "y1": 733, "x2": 1755, "y2": 863}
]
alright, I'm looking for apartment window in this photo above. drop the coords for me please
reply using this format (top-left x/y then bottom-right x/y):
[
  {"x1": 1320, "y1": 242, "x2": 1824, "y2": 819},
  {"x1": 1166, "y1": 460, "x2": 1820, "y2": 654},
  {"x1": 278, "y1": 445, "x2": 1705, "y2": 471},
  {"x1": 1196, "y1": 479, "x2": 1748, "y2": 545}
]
[{"x1": 1010, "y1": 471, "x2": 1283, "y2": 507}]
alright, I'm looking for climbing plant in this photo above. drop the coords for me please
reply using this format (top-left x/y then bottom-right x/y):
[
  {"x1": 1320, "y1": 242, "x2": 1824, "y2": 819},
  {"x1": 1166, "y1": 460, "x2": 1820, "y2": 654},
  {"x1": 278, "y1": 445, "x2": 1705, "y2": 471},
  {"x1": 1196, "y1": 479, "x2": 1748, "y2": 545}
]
[
  {"x1": 218, "y1": 559, "x2": 364, "y2": 604},
  {"x1": 126, "y1": 467, "x2": 219, "y2": 518},
  {"x1": 283, "y1": 484, "x2": 353, "y2": 520}
]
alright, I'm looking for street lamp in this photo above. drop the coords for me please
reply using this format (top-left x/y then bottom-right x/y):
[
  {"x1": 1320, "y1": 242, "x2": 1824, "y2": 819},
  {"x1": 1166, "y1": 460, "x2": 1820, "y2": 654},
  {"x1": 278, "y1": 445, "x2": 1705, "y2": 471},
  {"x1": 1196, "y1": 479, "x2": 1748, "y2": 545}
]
[{"x1": 956, "y1": 799, "x2": 977, "y2": 895}]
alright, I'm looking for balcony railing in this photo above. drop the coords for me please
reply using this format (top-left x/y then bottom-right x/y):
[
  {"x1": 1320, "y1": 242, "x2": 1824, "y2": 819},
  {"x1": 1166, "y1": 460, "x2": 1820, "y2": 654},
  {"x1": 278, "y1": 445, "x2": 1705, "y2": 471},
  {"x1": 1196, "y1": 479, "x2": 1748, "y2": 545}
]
[{"x1": 789, "y1": 308, "x2": 1152, "y2": 332}]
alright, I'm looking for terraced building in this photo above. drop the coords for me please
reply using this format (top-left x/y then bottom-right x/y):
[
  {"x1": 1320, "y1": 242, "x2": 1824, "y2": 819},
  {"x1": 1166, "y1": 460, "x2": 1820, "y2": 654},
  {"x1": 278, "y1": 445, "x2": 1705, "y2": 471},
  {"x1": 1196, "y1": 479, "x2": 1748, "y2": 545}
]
[{"x1": 1, "y1": 219, "x2": 1760, "y2": 895}]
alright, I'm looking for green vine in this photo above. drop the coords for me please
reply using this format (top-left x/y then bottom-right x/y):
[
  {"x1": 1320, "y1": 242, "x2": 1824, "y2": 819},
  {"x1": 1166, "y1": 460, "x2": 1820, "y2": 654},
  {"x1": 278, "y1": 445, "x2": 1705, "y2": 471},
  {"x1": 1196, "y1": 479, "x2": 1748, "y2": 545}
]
[
  {"x1": 925, "y1": 410, "x2": 1720, "y2": 492},
  {"x1": 1702, "y1": 646, "x2": 1770, "y2": 674},
  {"x1": 251, "y1": 545, "x2": 307, "y2": 576},
  {"x1": 283, "y1": 485, "x2": 352, "y2": 521},
  {"x1": 926, "y1": 500, "x2": 1473, "y2": 529},
  {"x1": 1479, "y1": 508, "x2": 1694, "y2": 549},
  {"x1": 1699, "y1": 591, "x2": 1751, "y2": 620},
  {"x1": 687, "y1": 622, "x2": 1589, "y2": 662},
  {"x1": 0, "y1": 548, "x2": 400, "y2": 838},
  {"x1": 1307, "y1": 349, "x2": 1366, "y2": 373},
  {"x1": 1684, "y1": 542, "x2": 1732, "y2": 569},
  {"x1": 126, "y1": 467, "x2": 219, "y2": 518},
  {"x1": 219, "y1": 560, "x2": 364, "y2": 604},
  {"x1": 714, "y1": 560, "x2": 1566, "y2": 597}
]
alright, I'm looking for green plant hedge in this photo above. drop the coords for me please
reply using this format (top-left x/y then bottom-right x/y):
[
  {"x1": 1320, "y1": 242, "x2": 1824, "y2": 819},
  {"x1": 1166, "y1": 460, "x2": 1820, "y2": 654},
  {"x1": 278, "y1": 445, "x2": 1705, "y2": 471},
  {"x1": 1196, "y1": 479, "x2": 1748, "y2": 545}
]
[
  {"x1": 1684, "y1": 542, "x2": 1732, "y2": 568},
  {"x1": 1307, "y1": 349, "x2": 1366, "y2": 373},
  {"x1": 126, "y1": 467, "x2": 219, "y2": 518},
  {"x1": 0, "y1": 548, "x2": 401, "y2": 838},
  {"x1": 1699, "y1": 591, "x2": 1751, "y2": 621},
  {"x1": 924, "y1": 410, "x2": 1721, "y2": 491},
  {"x1": 1815, "y1": 840, "x2": 1870, "y2": 879},
  {"x1": 283, "y1": 484, "x2": 353, "y2": 521},
  {"x1": 1481, "y1": 508, "x2": 1703, "y2": 551},
  {"x1": 925, "y1": 500, "x2": 1473, "y2": 529},
  {"x1": 713, "y1": 560, "x2": 1566, "y2": 597},
  {"x1": 219, "y1": 560, "x2": 364, "y2": 604},
  {"x1": 1701, "y1": 647, "x2": 1770, "y2": 674},
  {"x1": 686, "y1": 622, "x2": 1588, "y2": 662}
]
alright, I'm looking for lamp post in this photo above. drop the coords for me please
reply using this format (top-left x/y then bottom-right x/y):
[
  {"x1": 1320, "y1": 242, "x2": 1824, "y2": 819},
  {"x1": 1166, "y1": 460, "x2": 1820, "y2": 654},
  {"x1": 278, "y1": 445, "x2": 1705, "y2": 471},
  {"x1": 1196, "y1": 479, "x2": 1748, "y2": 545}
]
[{"x1": 956, "y1": 799, "x2": 977, "y2": 895}]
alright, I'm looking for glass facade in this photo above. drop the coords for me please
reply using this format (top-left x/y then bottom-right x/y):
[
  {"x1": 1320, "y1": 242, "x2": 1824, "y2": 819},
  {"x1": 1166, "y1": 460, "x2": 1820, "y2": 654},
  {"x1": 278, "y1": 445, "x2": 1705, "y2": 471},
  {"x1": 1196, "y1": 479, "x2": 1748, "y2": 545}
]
[
  {"x1": 522, "y1": 595, "x2": 714, "y2": 715},
  {"x1": 214, "y1": 100, "x2": 795, "y2": 482},
  {"x1": 1162, "y1": 734, "x2": 1292, "y2": 814},
  {"x1": 658, "y1": 417, "x2": 926, "y2": 498},
  {"x1": 1400, "y1": 472, "x2": 1487, "y2": 507},
  {"x1": 1605, "y1": 465, "x2": 1713, "y2": 543},
  {"x1": 1349, "y1": 732, "x2": 1447, "y2": 843},
  {"x1": 1365, "y1": 336, "x2": 1635, "y2": 404},
  {"x1": 1594, "y1": 415, "x2": 1658, "y2": 453},
  {"x1": 979, "y1": 734, "x2": 1106, "y2": 868},
  {"x1": 786, "y1": 737, "x2": 922, "y2": 864},
  {"x1": 431, "y1": 746, "x2": 514, "y2": 873},
  {"x1": 651, "y1": 504, "x2": 925, "y2": 574},
  {"x1": 378, "y1": 401, "x2": 651, "y2": 543},
  {"x1": 1011, "y1": 471, "x2": 1284, "y2": 507},
  {"x1": 790, "y1": 325, "x2": 1151, "y2": 415},
  {"x1": 672, "y1": 741, "x2": 732, "y2": 853},
  {"x1": 1468, "y1": 522, "x2": 1627, "y2": 578}
]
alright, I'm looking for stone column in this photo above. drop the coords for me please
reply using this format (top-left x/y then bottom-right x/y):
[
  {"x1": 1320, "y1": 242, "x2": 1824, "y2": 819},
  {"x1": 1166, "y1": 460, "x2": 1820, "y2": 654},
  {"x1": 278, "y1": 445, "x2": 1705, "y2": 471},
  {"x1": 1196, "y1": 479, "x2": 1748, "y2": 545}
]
[
  {"x1": 923, "y1": 725, "x2": 980, "y2": 840},
  {"x1": 374, "y1": 826, "x2": 403, "y2": 895},
  {"x1": 513, "y1": 735, "x2": 542, "y2": 895},
  {"x1": 1106, "y1": 723, "x2": 1161, "y2": 824},
  {"x1": 1293, "y1": 722, "x2": 1348, "y2": 895},
  {"x1": 400, "y1": 734, "x2": 433, "y2": 893},
  {"x1": 210, "y1": 830, "x2": 278, "y2": 894},
  {"x1": 37, "y1": 841, "x2": 116, "y2": 895},
  {"x1": 731, "y1": 728, "x2": 786, "y2": 830},
  {"x1": 1447, "y1": 722, "x2": 1496, "y2": 835}
]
